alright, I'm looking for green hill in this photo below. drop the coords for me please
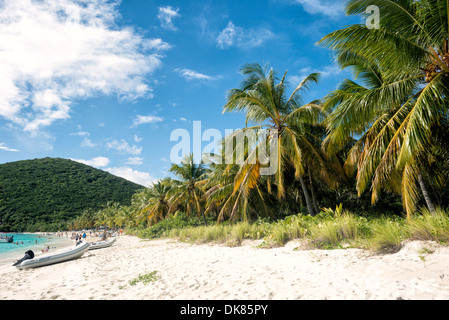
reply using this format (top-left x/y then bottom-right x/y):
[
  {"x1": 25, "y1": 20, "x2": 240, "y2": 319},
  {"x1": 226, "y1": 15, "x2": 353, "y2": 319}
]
[{"x1": 0, "y1": 157, "x2": 144, "y2": 232}]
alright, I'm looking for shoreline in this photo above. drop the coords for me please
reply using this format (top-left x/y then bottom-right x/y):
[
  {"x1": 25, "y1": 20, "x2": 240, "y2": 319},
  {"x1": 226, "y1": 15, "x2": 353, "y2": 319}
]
[
  {"x1": 1, "y1": 234, "x2": 449, "y2": 300},
  {"x1": 0, "y1": 230, "x2": 111, "y2": 267},
  {"x1": 0, "y1": 233, "x2": 74, "y2": 267}
]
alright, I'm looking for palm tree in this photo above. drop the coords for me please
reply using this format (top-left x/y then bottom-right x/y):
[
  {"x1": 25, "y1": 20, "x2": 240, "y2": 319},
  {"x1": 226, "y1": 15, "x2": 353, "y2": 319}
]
[
  {"x1": 321, "y1": 53, "x2": 412, "y2": 207},
  {"x1": 323, "y1": 53, "x2": 447, "y2": 218},
  {"x1": 79, "y1": 208, "x2": 96, "y2": 229},
  {"x1": 203, "y1": 152, "x2": 273, "y2": 222},
  {"x1": 168, "y1": 154, "x2": 209, "y2": 225},
  {"x1": 131, "y1": 188, "x2": 153, "y2": 227},
  {"x1": 114, "y1": 205, "x2": 135, "y2": 229},
  {"x1": 223, "y1": 63, "x2": 335, "y2": 216},
  {"x1": 318, "y1": 0, "x2": 449, "y2": 218},
  {"x1": 138, "y1": 179, "x2": 172, "y2": 226},
  {"x1": 203, "y1": 158, "x2": 241, "y2": 222},
  {"x1": 94, "y1": 201, "x2": 120, "y2": 234}
]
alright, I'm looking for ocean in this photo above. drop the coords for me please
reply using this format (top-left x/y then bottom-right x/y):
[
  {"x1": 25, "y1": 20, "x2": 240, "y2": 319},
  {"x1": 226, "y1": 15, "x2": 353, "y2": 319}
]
[{"x1": 0, "y1": 233, "x2": 73, "y2": 266}]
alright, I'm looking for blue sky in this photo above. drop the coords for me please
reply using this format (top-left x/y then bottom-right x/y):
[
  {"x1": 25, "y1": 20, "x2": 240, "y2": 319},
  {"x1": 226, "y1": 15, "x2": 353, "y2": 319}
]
[{"x1": 0, "y1": 0, "x2": 360, "y2": 187}]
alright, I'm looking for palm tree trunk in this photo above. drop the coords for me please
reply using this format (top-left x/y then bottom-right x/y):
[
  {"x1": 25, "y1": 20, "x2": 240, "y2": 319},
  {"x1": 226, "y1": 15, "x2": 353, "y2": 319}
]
[
  {"x1": 418, "y1": 173, "x2": 436, "y2": 215},
  {"x1": 299, "y1": 175, "x2": 315, "y2": 216},
  {"x1": 201, "y1": 212, "x2": 207, "y2": 226},
  {"x1": 193, "y1": 191, "x2": 207, "y2": 226},
  {"x1": 308, "y1": 168, "x2": 320, "y2": 215},
  {"x1": 296, "y1": 188, "x2": 304, "y2": 211}
]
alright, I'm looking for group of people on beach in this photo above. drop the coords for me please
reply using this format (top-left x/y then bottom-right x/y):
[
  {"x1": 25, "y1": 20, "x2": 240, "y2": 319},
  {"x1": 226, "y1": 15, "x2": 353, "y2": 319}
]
[
  {"x1": 56, "y1": 229, "x2": 122, "y2": 240},
  {"x1": 33, "y1": 229, "x2": 123, "y2": 251}
]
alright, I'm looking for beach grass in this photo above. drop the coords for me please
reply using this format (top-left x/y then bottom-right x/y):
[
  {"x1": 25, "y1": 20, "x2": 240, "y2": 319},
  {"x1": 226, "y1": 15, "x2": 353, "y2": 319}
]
[
  {"x1": 407, "y1": 207, "x2": 449, "y2": 242},
  {"x1": 128, "y1": 207, "x2": 449, "y2": 253},
  {"x1": 366, "y1": 218, "x2": 406, "y2": 252}
]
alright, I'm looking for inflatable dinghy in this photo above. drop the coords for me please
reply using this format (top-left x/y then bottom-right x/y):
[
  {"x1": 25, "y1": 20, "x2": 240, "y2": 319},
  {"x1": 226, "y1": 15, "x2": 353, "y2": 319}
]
[
  {"x1": 13, "y1": 242, "x2": 90, "y2": 269},
  {"x1": 88, "y1": 238, "x2": 116, "y2": 250}
]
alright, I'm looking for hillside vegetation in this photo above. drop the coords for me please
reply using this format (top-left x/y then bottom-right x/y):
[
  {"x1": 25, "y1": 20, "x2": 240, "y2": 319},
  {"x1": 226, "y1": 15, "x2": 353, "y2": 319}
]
[{"x1": 0, "y1": 157, "x2": 143, "y2": 231}]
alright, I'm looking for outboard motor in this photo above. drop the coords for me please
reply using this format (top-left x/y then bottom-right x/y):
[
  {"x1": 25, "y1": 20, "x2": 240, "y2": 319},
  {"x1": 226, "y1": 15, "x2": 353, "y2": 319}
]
[{"x1": 13, "y1": 250, "x2": 34, "y2": 267}]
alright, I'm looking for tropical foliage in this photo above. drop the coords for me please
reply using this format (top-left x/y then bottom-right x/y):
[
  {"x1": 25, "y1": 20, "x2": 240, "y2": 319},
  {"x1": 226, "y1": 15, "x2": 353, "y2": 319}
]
[
  {"x1": 167, "y1": 154, "x2": 209, "y2": 225},
  {"x1": 126, "y1": 0, "x2": 447, "y2": 229},
  {"x1": 4, "y1": 1, "x2": 449, "y2": 238},
  {"x1": 318, "y1": 0, "x2": 449, "y2": 218},
  {"x1": 222, "y1": 63, "x2": 335, "y2": 217}
]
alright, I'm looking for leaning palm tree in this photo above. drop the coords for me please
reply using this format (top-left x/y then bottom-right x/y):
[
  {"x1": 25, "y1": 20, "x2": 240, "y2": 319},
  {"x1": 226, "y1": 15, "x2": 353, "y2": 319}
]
[
  {"x1": 94, "y1": 201, "x2": 120, "y2": 238},
  {"x1": 114, "y1": 205, "x2": 135, "y2": 229},
  {"x1": 318, "y1": 0, "x2": 449, "y2": 217},
  {"x1": 223, "y1": 63, "x2": 334, "y2": 216},
  {"x1": 203, "y1": 157, "x2": 242, "y2": 222},
  {"x1": 83, "y1": 208, "x2": 97, "y2": 229},
  {"x1": 168, "y1": 154, "x2": 209, "y2": 225},
  {"x1": 322, "y1": 53, "x2": 422, "y2": 216},
  {"x1": 203, "y1": 152, "x2": 273, "y2": 222},
  {"x1": 138, "y1": 180, "x2": 172, "y2": 226},
  {"x1": 131, "y1": 187, "x2": 152, "y2": 227}
]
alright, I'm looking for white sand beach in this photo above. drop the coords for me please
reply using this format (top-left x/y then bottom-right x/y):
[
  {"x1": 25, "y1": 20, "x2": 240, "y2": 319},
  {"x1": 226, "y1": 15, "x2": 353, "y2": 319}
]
[{"x1": 1, "y1": 235, "x2": 449, "y2": 300}]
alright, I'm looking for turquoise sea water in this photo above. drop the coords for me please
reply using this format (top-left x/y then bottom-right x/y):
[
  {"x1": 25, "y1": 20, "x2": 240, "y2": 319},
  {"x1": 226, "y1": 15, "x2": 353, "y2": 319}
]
[{"x1": 0, "y1": 233, "x2": 73, "y2": 266}]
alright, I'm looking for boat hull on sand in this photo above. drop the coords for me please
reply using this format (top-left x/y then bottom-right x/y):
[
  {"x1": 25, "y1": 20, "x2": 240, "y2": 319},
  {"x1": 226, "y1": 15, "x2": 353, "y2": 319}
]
[
  {"x1": 88, "y1": 238, "x2": 116, "y2": 250},
  {"x1": 15, "y1": 242, "x2": 90, "y2": 269}
]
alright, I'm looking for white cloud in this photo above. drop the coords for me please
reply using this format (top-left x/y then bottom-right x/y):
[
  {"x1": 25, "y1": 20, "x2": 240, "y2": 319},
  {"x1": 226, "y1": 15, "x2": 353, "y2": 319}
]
[
  {"x1": 70, "y1": 131, "x2": 90, "y2": 136},
  {"x1": 134, "y1": 134, "x2": 143, "y2": 142},
  {"x1": 70, "y1": 129, "x2": 96, "y2": 147},
  {"x1": 0, "y1": 0, "x2": 170, "y2": 132},
  {"x1": 125, "y1": 157, "x2": 143, "y2": 165},
  {"x1": 293, "y1": 0, "x2": 344, "y2": 17},
  {"x1": 72, "y1": 156, "x2": 110, "y2": 168},
  {"x1": 132, "y1": 115, "x2": 163, "y2": 127},
  {"x1": 216, "y1": 21, "x2": 240, "y2": 49},
  {"x1": 81, "y1": 137, "x2": 96, "y2": 148},
  {"x1": 0, "y1": 142, "x2": 19, "y2": 152},
  {"x1": 107, "y1": 139, "x2": 142, "y2": 155},
  {"x1": 175, "y1": 68, "x2": 219, "y2": 81},
  {"x1": 105, "y1": 166, "x2": 157, "y2": 187},
  {"x1": 216, "y1": 21, "x2": 274, "y2": 50},
  {"x1": 290, "y1": 64, "x2": 344, "y2": 84},
  {"x1": 144, "y1": 38, "x2": 172, "y2": 51},
  {"x1": 318, "y1": 65, "x2": 344, "y2": 78},
  {"x1": 158, "y1": 6, "x2": 180, "y2": 31}
]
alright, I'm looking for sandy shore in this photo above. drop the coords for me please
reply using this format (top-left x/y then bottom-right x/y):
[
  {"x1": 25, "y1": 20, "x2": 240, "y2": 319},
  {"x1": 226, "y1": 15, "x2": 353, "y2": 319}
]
[{"x1": 1, "y1": 235, "x2": 449, "y2": 300}]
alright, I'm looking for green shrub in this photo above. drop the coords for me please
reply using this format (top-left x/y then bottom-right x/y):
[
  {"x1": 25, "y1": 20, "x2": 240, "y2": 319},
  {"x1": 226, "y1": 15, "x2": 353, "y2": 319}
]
[
  {"x1": 128, "y1": 271, "x2": 159, "y2": 286},
  {"x1": 308, "y1": 212, "x2": 359, "y2": 248},
  {"x1": 368, "y1": 218, "x2": 406, "y2": 253},
  {"x1": 408, "y1": 207, "x2": 449, "y2": 242},
  {"x1": 129, "y1": 212, "x2": 215, "y2": 239},
  {"x1": 310, "y1": 220, "x2": 341, "y2": 248},
  {"x1": 338, "y1": 213, "x2": 359, "y2": 241}
]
